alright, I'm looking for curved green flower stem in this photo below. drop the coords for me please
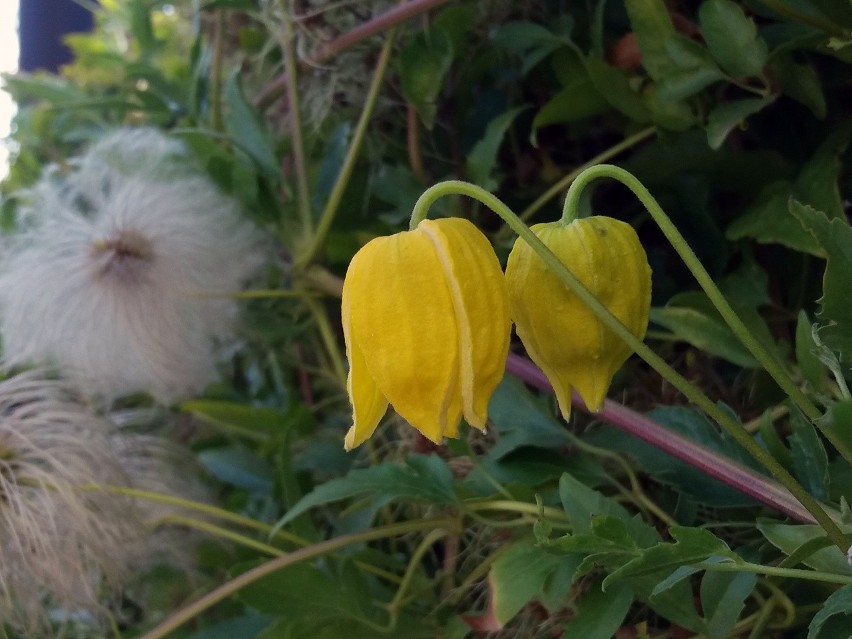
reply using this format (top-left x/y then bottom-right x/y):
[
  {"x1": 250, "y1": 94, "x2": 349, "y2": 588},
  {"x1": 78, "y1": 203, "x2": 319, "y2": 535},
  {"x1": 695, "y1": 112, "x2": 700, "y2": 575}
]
[
  {"x1": 411, "y1": 181, "x2": 849, "y2": 554},
  {"x1": 560, "y1": 165, "x2": 852, "y2": 461},
  {"x1": 139, "y1": 518, "x2": 458, "y2": 639},
  {"x1": 494, "y1": 126, "x2": 656, "y2": 242},
  {"x1": 296, "y1": 29, "x2": 398, "y2": 268},
  {"x1": 386, "y1": 528, "x2": 447, "y2": 621},
  {"x1": 699, "y1": 560, "x2": 852, "y2": 586},
  {"x1": 275, "y1": 1, "x2": 313, "y2": 236}
]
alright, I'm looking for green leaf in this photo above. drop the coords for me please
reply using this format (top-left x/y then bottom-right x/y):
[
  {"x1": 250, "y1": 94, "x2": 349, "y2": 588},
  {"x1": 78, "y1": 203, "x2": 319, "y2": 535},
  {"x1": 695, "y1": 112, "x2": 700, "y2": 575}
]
[
  {"x1": 486, "y1": 376, "x2": 573, "y2": 459},
  {"x1": 657, "y1": 35, "x2": 724, "y2": 100},
  {"x1": 700, "y1": 569, "x2": 757, "y2": 639},
  {"x1": 312, "y1": 121, "x2": 351, "y2": 212},
  {"x1": 604, "y1": 527, "x2": 737, "y2": 587},
  {"x1": 587, "y1": 406, "x2": 765, "y2": 507},
  {"x1": 791, "y1": 202, "x2": 852, "y2": 364},
  {"x1": 274, "y1": 455, "x2": 457, "y2": 528},
  {"x1": 817, "y1": 401, "x2": 852, "y2": 474},
  {"x1": 649, "y1": 306, "x2": 759, "y2": 367},
  {"x1": 466, "y1": 106, "x2": 528, "y2": 191},
  {"x1": 236, "y1": 560, "x2": 371, "y2": 622},
  {"x1": 699, "y1": 0, "x2": 768, "y2": 77},
  {"x1": 187, "y1": 615, "x2": 272, "y2": 639},
  {"x1": 759, "y1": 410, "x2": 795, "y2": 471},
  {"x1": 490, "y1": 21, "x2": 569, "y2": 73},
  {"x1": 489, "y1": 540, "x2": 577, "y2": 625},
  {"x1": 399, "y1": 28, "x2": 453, "y2": 129},
  {"x1": 757, "y1": 521, "x2": 852, "y2": 576},
  {"x1": 559, "y1": 474, "x2": 654, "y2": 542},
  {"x1": 706, "y1": 97, "x2": 773, "y2": 149},
  {"x1": 585, "y1": 56, "x2": 651, "y2": 122},
  {"x1": 809, "y1": 585, "x2": 852, "y2": 639},
  {"x1": 772, "y1": 54, "x2": 826, "y2": 119},
  {"x1": 788, "y1": 407, "x2": 830, "y2": 500},
  {"x1": 623, "y1": 0, "x2": 678, "y2": 80},
  {"x1": 182, "y1": 400, "x2": 300, "y2": 438},
  {"x1": 531, "y1": 82, "x2": 608, "y2": 132},
  {"x1": 797, "y1": 311, "x2": 828, "y2": 390},
  {"x1": 561, "y1": 581, "x2": 634, "y2": 638},
  {"x1": 224, "y1": 73, "x2": 279, "y2": 178},
  {"x1": 197, "y1": 445, "x2": 275, "y2": 493}
]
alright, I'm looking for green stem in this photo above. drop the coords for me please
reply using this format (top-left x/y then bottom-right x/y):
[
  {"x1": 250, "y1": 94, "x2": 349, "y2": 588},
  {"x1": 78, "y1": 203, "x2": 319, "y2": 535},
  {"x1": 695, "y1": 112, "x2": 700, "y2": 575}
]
[
  {"x1": 495, "y1": 126, "x2": 656, "y2": 241},
  {"x1": 277, "y1": 1, "x2": 313, "y2": 236},
  {"x1": 155, "y1": 514, "x2": 287, "y2": 557},
  {"x1": 700, "y1": 560, "x2": 852, "y2": 585},
  {"x1": 297, "y1": 29, "x2": 397, "y2": 268},
  {"x1": 562, "y1": 165, "x2": 852, "y2": 464},
  {"x1": 410, "y1": 181, "x2": 849, "y2": 554},
  {"x1": 138, "y1": 518, "x2": 457, "y2": 639},
  {"x1": 386, "y1": 529, "x2": 447, "y2": 618},
  {"x1": 464, "y1": 499, "x2": 567, "y2": 521},
  {"x1": 304, "y1": 295, "x2": 347, "y2": 387},
  {"x1": 92, "y1": 484, "x2": 308, "y2": 546}
]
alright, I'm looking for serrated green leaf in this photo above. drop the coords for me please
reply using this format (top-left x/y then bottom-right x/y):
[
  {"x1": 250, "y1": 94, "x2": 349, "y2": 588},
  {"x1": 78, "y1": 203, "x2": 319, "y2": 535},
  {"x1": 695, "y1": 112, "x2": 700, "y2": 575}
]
[
  {"x1": 561, "y1": 581, "x2": 634, "y2": 639},
  {"x1": 699, "y1": 0, "x2": 768, "y2": 77},
  {"x1": 399, "y1": 28, "x2": 453, "y2": 129},
  {"x1": 623, "y1": 0, "x2": 678, "y2": 80},
  {"x1": 808, "y1": 585, "x2": 852, "y2": 638},
  {"x1": 706, "y1": 97, "x2": 773, "y2": 149},
  {"x1": 466, "y1": 106, "x2": 528, "y2": 191},
  {"x1": 604, "y1": 527, "x2": 738, "y2": 588},
  {"x1": 700, "y1": 568, "x2": 756, "y2": 638},
  {"x1": 274, "y1": 455, "x2": 457, "y2": 528},
  {"x1": 791, "y1": 201, "x2": 852, "y2": 364},
  {"x1": 657, "y1": 35, "x2": 724, "y2": 100},
  {"x1": 489, "y1": 539, "x2": 576, "y2": 625},
  {"x1": 531, "y1": 81, "x2": 608, "y2": 133}
]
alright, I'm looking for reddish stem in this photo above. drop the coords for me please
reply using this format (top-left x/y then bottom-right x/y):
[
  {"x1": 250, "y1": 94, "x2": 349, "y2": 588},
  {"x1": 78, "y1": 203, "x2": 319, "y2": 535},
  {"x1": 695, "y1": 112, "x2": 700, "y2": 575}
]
[{"x1": 505, "y1": 353, "x2": 816, "y2": 524}]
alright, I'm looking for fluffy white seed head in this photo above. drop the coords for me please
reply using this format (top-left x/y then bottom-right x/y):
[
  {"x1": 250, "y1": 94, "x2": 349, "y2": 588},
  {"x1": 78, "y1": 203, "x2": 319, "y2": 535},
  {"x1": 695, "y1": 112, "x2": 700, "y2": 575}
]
[
  {"x1": 0, "y1": 128, "x2": 265, "y2": 402},
  {"x1": 0, "y1": 372, "x2": 143, "y2": 633}
]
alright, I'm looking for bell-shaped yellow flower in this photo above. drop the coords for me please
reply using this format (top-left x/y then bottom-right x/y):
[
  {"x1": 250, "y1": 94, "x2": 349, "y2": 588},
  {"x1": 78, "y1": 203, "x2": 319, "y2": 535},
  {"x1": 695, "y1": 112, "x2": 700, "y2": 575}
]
[
  {"x1": 505, "y1": 216, "x2": 651, "y2": 418},
  {"x1": 342, "y1": 218, "x2": 511, "y2": 450}
]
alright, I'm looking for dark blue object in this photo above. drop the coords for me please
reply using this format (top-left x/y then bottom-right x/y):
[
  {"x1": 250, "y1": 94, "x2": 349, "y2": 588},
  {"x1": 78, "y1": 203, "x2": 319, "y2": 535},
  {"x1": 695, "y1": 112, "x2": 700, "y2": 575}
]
[{"x1": 19, "y1": 0, "x2": 95, "y2": 72}]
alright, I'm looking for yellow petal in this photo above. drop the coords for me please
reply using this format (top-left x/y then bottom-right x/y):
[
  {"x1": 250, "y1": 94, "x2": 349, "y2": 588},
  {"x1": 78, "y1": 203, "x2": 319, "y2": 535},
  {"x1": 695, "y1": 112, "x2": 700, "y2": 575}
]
[
  {"x1": 419, "y1": 218, "x2": 511, "y2": 430},
  {"x1": 342, "y1": 257, "x2": 389, "y2": 450},
  {"x1": 346, "y1": 231, "x2": 461, "y2": 444},
  {"x1": 505, "y1": 217, "x2": 651, "y2": 416}
]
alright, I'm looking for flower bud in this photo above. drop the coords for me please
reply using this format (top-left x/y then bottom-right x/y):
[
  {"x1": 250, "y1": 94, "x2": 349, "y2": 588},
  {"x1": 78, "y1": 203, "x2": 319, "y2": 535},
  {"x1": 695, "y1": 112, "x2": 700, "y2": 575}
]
[{"x1": 505, "y1": 216, "x2": 651, "y2": 418}]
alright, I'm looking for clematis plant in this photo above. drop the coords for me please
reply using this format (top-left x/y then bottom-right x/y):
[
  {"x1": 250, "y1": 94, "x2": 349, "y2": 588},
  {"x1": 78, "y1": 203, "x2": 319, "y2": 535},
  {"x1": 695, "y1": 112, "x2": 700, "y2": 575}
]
[{"x1": 341, "y1": 217, "x2": 510, "y2": 449}]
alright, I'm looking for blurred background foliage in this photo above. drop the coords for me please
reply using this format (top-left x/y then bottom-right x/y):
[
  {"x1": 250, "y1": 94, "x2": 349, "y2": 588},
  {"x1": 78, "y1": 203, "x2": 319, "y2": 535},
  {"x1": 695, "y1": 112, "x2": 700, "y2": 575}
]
[{"x1": 3, "y1": 0, "x2": 852, "y2": 637}]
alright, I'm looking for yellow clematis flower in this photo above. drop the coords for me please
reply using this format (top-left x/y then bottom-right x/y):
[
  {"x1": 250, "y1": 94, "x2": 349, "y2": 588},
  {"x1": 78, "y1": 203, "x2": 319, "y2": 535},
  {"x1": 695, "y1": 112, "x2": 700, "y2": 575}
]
[
  {"x1": 341, "y1": 217, "x2": 511, "y2": 450},
  {"x1": 505, "y1": 216, "x2": 651, "y2": 419}
]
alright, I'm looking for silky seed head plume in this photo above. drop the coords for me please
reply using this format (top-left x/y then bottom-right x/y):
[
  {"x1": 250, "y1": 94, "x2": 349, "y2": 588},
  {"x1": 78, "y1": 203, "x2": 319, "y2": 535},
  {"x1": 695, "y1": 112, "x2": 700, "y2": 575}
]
[
  {"x1": 0, "y1": 371, "x2": 144, "y2": 634},
  {"x1": 0, "y1": 128, "x2": 265, "y2": 402}
]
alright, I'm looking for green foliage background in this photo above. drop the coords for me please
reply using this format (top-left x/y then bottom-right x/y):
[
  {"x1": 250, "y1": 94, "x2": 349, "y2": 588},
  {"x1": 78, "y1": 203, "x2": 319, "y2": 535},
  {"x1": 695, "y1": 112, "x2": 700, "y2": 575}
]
[{"x1": 3, "y1": 0, "x2": 852, "y2": 637}]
